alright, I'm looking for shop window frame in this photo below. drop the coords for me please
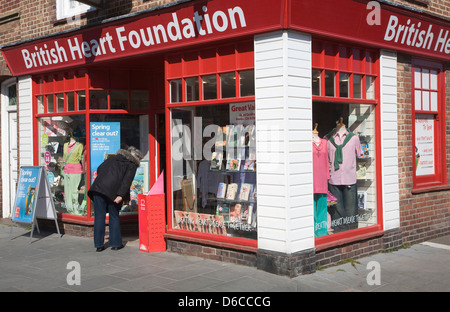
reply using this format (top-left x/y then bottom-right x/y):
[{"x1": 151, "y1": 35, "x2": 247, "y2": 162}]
[
  {"x1": 411, "y1": 59, "x2": 447, "y2": 191},
  {"x1": 311, "y1": 40, "x2": 384, "y2": 249},
  {"x1": 164, "y1": 41, "x2": 257, "y2": 249},
  {"x1": 32, "y1": 68, "x2": 153, "y2": 223}
]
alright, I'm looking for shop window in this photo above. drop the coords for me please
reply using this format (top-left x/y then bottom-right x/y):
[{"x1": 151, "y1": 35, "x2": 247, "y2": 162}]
[
  {"x1": 130, "y1": 91, "x2": 149, "y2": 110},
  {"x1": 89, "y1": 114, "x2": 149, "y2": 216},
  {"x1": 239, "y1": 70, "x2": 255, "y2": 97},
  {"x1": 353, "y1": 75, "x2": 363, "y2": 99},
  {"x1": 312, "y1": 41, "x2": 378, "y2": 101},
  {"x1": 220, "y1": 72, "x2": 236, "y2": 98},
  {"x1": 325, "y1": 71, "x2": 335, "y2": 97},
  {"x1": 38, "y1": 115, "x2": 88, "y2": 216},
  {"x1": 110, "y1": 91, "x2": 129, "y2": 110},
  {"x1": 313, "y1": 102, "x2": 378, "y2": 236},
  {"x1": 312, "y1": 40, "x2": 381, "y2": 239},
  {"x1": 37, "y1": 95, "x2": 44, "y2": 114},
  {"x1": 412, "y1": 60, "x2": 446, "y2": 189},
  {"x1": 166, "y1": 41, "x2": 256, "y2": 244},
  {"x1": 57, "y1": 93, "x2": 65, "y2": 112},
  {"x1": 170, "y1": 104, "x2": 256, "y2": 240},
  {"x1": 67, "y1": 92, "x2": 75, "y2": 111},
  {"x1": 339, "y1": 73, "x2": 349, "y2": 98},
  {"x1": 186, "y1": 77, "x2": 199, "y2": 102},
  {"x1": 312, "y1": 69, "x2": 321, "y2": 96},
  {"x1": 170, "y1": 79, "x2": 182, "y2": 103},
  {"x1": 89, "y1": 90, "x2": 108, "y2": 109},
  {"x1": 34, "y1": 68, "x2": 153, "y2": 219},
  {"x1": 77, "y1": 91, "x2": 86, "y2": 110},
  {"x1": 47, "y1": 95, "x2": 54, "y2": 113},
  {"x1": 202, "y1": 75, "x2": 217, "y2": 100}
]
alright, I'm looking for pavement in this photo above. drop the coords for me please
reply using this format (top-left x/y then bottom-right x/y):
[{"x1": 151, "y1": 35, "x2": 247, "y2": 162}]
[{"x1": 1, "y1": 222, "x2": 450, "y2": 293}]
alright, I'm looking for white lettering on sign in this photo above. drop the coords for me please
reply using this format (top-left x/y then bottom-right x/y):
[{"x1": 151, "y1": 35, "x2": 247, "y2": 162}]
[
  {"x1": 20, "y1": 6, "x2": 247, "y2": 70},
  {"x1": 383, "y1": 15, "x2": 450, "y2": 54}
]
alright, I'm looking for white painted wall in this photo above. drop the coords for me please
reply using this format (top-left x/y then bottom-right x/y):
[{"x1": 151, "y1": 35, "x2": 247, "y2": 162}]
[
  {"x1": 255, "y1": 30, "x2": 314, "y2": 254},
  {"x1": 380, "y1": 50, "x2": 400, "y2": 230},
  {"x1": 18, "y1": 76, "x2": 34, "y2": 167}
]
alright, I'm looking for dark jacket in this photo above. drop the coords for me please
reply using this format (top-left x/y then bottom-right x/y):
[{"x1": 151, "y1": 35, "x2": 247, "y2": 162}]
[{"x1": 87, "y1": 149, "x2": 140, "y2": 204}]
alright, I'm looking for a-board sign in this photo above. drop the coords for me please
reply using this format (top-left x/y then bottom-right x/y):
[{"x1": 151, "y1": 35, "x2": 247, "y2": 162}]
[{"x1": 10, "y1": 166, "x2": 60, "y2": 242}]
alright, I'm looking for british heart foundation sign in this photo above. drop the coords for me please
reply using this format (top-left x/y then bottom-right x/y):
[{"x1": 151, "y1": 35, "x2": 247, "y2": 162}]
[{"x1": 1, "y1": 0, "x2": 283, "y2": 76}]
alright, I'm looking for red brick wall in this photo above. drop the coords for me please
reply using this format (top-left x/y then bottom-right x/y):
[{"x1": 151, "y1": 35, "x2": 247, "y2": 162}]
[
  {"x1": 397, "y1": 54, "x2": 450, "y2": 244},
  {"x1": 393, "y1": 0, "x2": 450, "y2": 17}
]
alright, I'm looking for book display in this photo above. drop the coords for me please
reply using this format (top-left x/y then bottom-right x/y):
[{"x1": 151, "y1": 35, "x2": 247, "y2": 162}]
[{"x1": 172, "y1": 103, "x2": 257, "y2": 240}]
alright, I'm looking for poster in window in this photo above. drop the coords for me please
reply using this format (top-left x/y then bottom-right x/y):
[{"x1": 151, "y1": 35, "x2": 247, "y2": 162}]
[
  {"x1": 90, "y1": 122, "x2": 121, "y2": 183},
  {"x1": 415, "y1": 114, "x2": 435, "y2": 176}
]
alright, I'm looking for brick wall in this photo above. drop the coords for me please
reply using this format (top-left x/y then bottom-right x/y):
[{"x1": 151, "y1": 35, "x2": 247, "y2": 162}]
[
  {"x1": 397, "y1": 54, "x2": 450, "y2": 244},
  {"x1": 393, "y1": 0, "x2": 450, "y2": 17}
]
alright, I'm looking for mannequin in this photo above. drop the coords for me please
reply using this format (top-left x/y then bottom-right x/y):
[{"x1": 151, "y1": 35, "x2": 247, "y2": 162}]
[
  {"x1": 312, "y1": 123, "x2": 321, "y2": 146},
  {"x1": 312, "y1": 123, "x2": 329, "y2": 237},
  {"x1": 63, "y1": 133, "x2": 84, "y2": 214},
  {"x1": 325, "y1": 117, "x2": 363, "y2": 233}
]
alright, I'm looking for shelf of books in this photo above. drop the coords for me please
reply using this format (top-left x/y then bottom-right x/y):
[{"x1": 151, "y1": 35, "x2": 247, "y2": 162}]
[{"x1": 173, "y1": 120, "x2": 257, "y2": 240}]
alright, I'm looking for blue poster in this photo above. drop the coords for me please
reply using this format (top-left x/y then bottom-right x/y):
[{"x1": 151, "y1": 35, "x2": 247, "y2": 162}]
[
  {"x1": 12, "y1": 167, "x2": 42, "y2": 223},
  {"x1": 90, "y1": 122, "x2": 121, "y2": 183}
]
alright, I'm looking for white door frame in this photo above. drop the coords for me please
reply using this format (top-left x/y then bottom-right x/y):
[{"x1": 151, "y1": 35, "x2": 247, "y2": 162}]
[{"x1": 1, "y1": 77, "x2": 18, "y2": 218}]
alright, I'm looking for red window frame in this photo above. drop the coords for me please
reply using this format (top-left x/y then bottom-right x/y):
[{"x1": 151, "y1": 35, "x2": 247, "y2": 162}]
[
  {"x1": 32, "y1": 68, "x2": 156, "y2": 223},
  {"x1": 164, "y1": 40, "x2": 257, "y2": 249},
  {"x1": 311, "y1": 40, "x2": 384, "y2": 249},
  {"x1": 411, "y1": 59, "x2": 447, "y2": 191}
]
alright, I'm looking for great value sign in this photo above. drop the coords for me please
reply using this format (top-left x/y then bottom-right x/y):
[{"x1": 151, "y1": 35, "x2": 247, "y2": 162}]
[{"x1": 1, "y1": 0, "x2": 283, "y2": 76}]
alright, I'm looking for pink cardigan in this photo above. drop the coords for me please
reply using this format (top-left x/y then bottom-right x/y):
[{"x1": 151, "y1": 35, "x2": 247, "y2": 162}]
[{"x1": 313, "y1": 138, "x2": 330, "y2": 194}]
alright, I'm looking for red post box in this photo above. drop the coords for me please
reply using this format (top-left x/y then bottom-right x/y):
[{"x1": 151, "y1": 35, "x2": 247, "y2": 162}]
[{"x1": 138, "y1": 172, "x2": 166, "y2": 252}]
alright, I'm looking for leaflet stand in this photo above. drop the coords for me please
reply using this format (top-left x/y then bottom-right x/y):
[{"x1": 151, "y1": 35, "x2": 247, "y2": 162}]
[{"x1": 10, "y1": 166, "x2": 61, "y2": 243}]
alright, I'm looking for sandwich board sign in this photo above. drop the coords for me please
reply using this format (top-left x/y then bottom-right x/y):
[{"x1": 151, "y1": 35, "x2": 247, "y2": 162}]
[{"x1": 10, "y1": 166, "x2": 60, "y2": 242}]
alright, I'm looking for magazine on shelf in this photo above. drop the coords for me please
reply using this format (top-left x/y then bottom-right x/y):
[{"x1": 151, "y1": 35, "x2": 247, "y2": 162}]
[
  {"x1": 225, "y1": 183, "x2": 238, "y2": 200},
  {"x1": 217, "y1": 183, "x2": 227, "y2": 199},
  {"x1": 230, "y1": 203, "x2": 242, "y2": 222},
  {"x1": 250, "y1": 185, "x2": 257, "y2": 201},
  {"x1": 247, "y1": 204, "x2": 255, "y2": 225},
  {"x1": 243, "y1": 158, "x2": 256, "y2": 171},
  {"x1": 241, "y1": 204, "x2": 249, "y2": 222},
  {"x1": 210, "y1": 151, "x2": 223, "y2": 170},
  {"x1": 239, "y1": 183, "x2": 252, "y2": 201},
  {"x1": 357, "y1": 191, "x2": 367, "y2": 210},
  {"x1": 215, "y1": 126, "x2": 228, "y2": 147},
  {"x1": 226, "y1": 159, "x2": 241, "y2": 171},
  {"x1": 359, "y1": 140, "x2": 370, "y2": 158},
  {"x1": 216, "y1": 204, "x2": 230, "y2": 222}
]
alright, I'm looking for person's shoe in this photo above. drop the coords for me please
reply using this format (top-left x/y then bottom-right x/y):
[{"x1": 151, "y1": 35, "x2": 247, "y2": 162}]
[
  {"x1": 96, "y1": 246, "x2": 106, "y2": 252},
  {"x1": 111, "y1": 244, "x2": 125, "y2": 251}
]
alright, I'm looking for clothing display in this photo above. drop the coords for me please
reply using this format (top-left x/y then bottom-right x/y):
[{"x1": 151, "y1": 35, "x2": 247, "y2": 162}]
[
  {"x1": 328, "y1": 183, "x2": 358, "y2": 232},
  {"x1": 312, "y1": 137, "x2": 329, "y2": 237},
  {"x1": 63, "y1": 140, "x2": 84, "y2": 213},
  {"x1": 324, "y1": 126, "x2": 364, "y2": 233},
  {"x1": 325, "y1": 128, "x2": 363, "y2": 185},
  {"x1": 312, "y1": 138, "x2": 330, "y2": 194},
  {"x1": 314, "y1": 193, "x2": 328, "y2": 237}
]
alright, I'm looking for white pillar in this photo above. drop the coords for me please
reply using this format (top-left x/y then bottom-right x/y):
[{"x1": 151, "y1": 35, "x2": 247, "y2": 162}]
[{"x1": 255, "y1": 30, "x2": 314, "y2": 257}]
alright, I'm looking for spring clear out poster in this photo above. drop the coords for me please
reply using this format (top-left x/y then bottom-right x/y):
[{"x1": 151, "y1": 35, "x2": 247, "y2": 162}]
[
  {"x1": 12, "y1": 167, "x2": 42, "y2": 223},
  {"x1": 90, "y1": 122, "x2": 121, "y2": 183}
]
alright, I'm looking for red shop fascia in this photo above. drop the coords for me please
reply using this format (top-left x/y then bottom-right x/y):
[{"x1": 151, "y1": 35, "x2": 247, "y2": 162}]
[{"x1": 1, "y1": 0, "x2": 449, "y2": 245}]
